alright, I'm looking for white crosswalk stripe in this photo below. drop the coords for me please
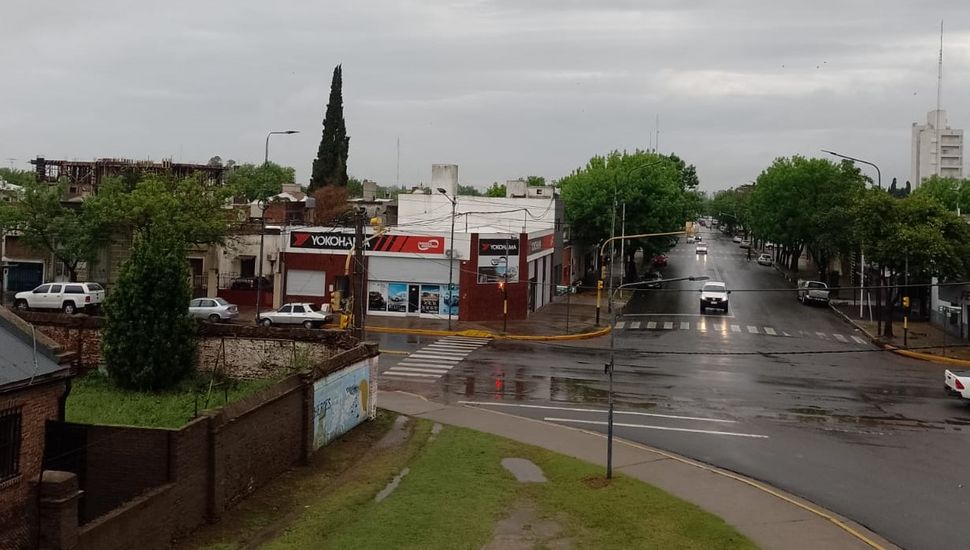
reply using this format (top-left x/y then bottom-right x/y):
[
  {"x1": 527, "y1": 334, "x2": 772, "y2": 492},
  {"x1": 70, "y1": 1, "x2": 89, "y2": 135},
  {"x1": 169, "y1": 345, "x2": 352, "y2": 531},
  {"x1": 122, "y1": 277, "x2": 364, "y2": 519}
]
[
  {"x1": 833, "y1": 334, "x2": 848, "y2": 343},
  {"x1": 680, "y1": 321, "x2": 690, "y2": 330},
  {"x1": 611, "y1": 319, "x2": 870, "y2": 346},
  {"x1": 382, "y1": 337, "x2": 489, "y2": 381},
  {"x1": 851, "y1": 335, "x2": 867, "y2": 344},
  {"x1": 764, "y1": 327, "x2": 777, "y2": 335},
  {"x1": 747, "y1": 325, "x2": 758, "y2": 334},
  {"x1": 731, "y1": 324, "x2": 741, "y2": 332},
  {"x1": 615, "y1": 321, "x2": 626, "y2": 329},
  {"x1": 647, "y1": 321, "x2": 657, "y2": 329},
  {"x1": 663, "y1": 321, "x2": 674, "y2": 330},
  {"x1": 630, "y1": 321, "x2": 641, "y2": 329},
  {"x1": 816, "y1": 332, "x2": 827, "y2": 339}
]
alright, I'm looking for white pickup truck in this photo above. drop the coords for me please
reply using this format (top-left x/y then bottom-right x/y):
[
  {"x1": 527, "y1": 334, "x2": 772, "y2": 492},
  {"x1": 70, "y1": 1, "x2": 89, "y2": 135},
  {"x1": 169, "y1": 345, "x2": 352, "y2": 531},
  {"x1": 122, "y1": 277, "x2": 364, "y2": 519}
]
[{"x1": 944, "y1": 370, "x2": 970, "y2": 402}]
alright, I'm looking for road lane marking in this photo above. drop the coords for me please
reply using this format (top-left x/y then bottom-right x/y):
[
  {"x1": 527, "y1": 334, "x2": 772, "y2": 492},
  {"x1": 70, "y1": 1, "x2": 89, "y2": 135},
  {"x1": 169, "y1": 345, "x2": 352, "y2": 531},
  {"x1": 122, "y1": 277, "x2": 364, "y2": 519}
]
[
  {"x1": 399, "y1": 361, "x2": 458, "y2": 369},
  {"x1": 380, "y1": 349, "x2": 411, "y2": 355},
  {"x1": 456, "y1": 401, "x2": 737, "y2": 423},
  {"x1": 816, "y1": 332, "x2": 827, "y2": 339},
  {"x1": 680, "y1": 321, "x2": 689, "y2": 330},
  {"x1": 731, "y1": 324, "x2": 741, "y2": 332},
  {"x1": 426, "y1": 343, "x2": 481, "y2": 350},
  {"x1": 383, "y1": 371, "x2": 439, "y2": 378},
  {"x1": 544, "y1": 417, "x2": 768, "y2": 439},
  {"x1": 391, "y1": 366, "x2": 450, "y2": 374},
  {"x1": 405, "y1": 355, "x2": 460, "y2": 363},
  {"x1": 422, "y1": 345, "x2": 473, "y2": 353},
  {"x1": 833, "y1": 333, "x2": 848, "y2": 342},
  {"x1": 615, "y1": 321, "x2": 626, "y2": 329},
  {"x1": 630, "y1": 321, "x2": 641, "y2": 329},
  {"x1": 747, "y1": 325, "x2": 758, "y2": 334},
  {"x1": 624, "y1": 313, "x2": 736, "y2": 318},
  {"x1": 442, "y1": 337, "x2": 490, "y2": 344},
  {"x1": 851, "y1": 335, "x2": 867, "y2": 344},
  {"x1": 764, "y1": 327, "x2": 777, "y2": 335},
  {"x1": 663, "y1": 321, "x2": 674, "y2": 330},
  {"x1": 647, "y1": 321, "x2": 657, "y2": 329},
  {"x1": 782, "y1": 331, "x2": 792, "y2": 337},
  {"x1": 712, "y1": 323, "x2": 722, "y2": 331}
]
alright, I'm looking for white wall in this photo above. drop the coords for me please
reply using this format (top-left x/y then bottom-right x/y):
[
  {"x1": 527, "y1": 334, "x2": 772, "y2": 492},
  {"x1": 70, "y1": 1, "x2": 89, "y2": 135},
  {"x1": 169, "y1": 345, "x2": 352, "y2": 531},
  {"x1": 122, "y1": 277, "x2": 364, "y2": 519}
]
[{"x1": 397, "y1": 194, "x2": 558, "y2": 234}]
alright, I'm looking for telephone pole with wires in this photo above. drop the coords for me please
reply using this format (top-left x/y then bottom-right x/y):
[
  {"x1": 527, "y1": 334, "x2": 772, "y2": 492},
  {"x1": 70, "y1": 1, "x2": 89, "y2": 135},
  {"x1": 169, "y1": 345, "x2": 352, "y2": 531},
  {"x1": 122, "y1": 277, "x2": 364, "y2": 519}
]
[{"x1": 352, "y1": 208, "x2": 366, "y2": 339}]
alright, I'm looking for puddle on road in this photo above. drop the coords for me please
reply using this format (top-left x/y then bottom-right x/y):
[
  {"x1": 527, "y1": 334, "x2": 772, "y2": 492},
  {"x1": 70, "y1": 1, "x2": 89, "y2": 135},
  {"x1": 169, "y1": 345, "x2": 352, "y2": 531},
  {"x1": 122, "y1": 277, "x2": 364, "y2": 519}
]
[{"x1": 780, "y1": 407, "x2": 951, "y2": 432}]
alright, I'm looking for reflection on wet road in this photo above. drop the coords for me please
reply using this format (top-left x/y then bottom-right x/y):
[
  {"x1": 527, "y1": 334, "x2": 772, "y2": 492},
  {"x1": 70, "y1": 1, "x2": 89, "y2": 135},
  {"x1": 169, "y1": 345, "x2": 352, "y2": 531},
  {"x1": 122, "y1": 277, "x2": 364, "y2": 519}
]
[{"x1": 376, "y1": 230, "x2": 970, "y2": 550}]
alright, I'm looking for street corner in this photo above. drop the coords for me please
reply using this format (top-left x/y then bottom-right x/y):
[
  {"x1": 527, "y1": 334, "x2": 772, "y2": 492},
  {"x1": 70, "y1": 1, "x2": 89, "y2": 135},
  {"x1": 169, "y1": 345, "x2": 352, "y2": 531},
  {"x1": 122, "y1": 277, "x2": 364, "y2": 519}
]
[{"x1": 499, "y1": 324, "x2": 612, "y2": 342}]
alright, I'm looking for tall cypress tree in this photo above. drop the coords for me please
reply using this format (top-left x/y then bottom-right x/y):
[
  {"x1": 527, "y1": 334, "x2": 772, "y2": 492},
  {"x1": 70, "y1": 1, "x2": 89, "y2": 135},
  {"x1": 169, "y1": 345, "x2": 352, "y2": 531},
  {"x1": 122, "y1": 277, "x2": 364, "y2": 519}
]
[{"x1": 309, "y1": 64, "x2": 349, "y2": 191}]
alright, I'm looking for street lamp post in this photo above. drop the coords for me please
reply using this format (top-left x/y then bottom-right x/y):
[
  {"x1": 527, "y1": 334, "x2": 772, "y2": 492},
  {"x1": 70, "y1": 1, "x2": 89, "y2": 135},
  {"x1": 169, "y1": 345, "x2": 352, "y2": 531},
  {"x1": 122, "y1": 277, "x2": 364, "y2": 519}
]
[
  {"x1": 437, "y1": 188, "x2": 458, "y2": 330},
  {"x1": 596, "y1": 231, "x2": 684, "y2": 325},
  {"x1": 265, "y1": 130, "x2": 299, "y2": 164},
  {"x1": 821, "y1": 149, "x2": 882, "y2": 189},
  {"x1": 605, "y1": 274, "x2": 709, "y2": 479},
  {"x1": 255, "y1": 199, "x2": 271, "y2": 323}
]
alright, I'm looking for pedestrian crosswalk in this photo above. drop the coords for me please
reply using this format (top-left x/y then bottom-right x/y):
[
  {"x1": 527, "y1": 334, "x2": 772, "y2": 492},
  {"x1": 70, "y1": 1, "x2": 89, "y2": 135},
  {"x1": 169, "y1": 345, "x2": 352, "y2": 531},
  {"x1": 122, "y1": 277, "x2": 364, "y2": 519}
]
[
  {"x1": 615, "y1": 319, "x2": 869, "y2": 345},
  {"x1": 381, "y1": 336, "x2": 490, "y2": 381}
]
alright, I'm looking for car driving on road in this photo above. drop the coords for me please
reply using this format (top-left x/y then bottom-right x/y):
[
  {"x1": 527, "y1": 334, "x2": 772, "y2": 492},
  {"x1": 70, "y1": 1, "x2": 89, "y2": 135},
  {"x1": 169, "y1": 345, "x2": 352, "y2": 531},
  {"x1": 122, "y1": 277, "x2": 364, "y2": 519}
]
[
  {"x1": 756, "y1": 253, "x2": 772, "y2": 266},
  {"x1": 699, "y1": 281, "x2": 730, "y2": 313},
  {"x1": 732, "y1": 235, "x2": 742, "y2": 243},
  {"x1": 797, "y1": 280, "x2": 830, "y2": 305},
  {"x1": 257, "y1": 303, "x2": 333, "y2": 328},
  {"x1": 695, "y1": 243, "x2": 708, "y2": 254}
]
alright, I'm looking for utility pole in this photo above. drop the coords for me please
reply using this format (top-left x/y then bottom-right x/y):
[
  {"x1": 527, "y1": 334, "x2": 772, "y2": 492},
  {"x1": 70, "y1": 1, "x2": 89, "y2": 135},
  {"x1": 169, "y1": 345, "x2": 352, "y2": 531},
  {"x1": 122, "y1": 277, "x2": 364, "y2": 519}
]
[
  {"x1": 352, "y1": 209, "x2": 366, "y2": 339},
  {"x1": 619, "y1": 202, "x2": 626, "y2": 287}
]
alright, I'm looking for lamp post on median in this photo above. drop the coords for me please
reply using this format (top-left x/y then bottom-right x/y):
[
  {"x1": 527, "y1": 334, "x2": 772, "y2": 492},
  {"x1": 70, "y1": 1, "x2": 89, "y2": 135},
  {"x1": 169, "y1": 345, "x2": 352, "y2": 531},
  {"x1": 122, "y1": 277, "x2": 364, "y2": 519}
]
[
  {"x1": 605, "y1": 274, "x2": 710, "y2": 479},
  {"x1": 437, "y1": 187, "x2": 458, "y2": 330},
  {"x1": 265, "y1": 130, "x2": 299, "y2": 164}
]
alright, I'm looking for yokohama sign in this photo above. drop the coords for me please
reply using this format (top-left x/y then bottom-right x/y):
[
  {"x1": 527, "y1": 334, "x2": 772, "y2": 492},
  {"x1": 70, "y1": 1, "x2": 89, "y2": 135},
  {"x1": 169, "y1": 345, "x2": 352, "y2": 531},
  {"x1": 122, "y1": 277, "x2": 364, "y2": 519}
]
[{"x1": 289, "y1": 232, "x2": 446, "y2": 254}]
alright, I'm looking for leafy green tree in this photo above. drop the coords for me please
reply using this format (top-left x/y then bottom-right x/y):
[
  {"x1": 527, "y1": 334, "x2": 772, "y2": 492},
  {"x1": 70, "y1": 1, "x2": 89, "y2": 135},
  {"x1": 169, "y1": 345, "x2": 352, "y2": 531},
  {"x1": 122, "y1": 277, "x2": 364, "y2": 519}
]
[
  {"x1": 748, "y1": 156, "x2": 867, "y2": 276},
  {"x1": 525, "y1": 176, "x2": 546, "y2": 187},
  {"x1": 347, "y1": 177, "x2": 363, "y2": 198},
  {"x1": 913, "y1": 175, "x2": 969, "y2": 211},
  {"x1": 0, "y1": 168, "x2": 36, "y2": 188},
  {"x1": 226, "y1": 162, "x2": 295, "y2": 203},
  {"x1": 457, "y1": 184, "x2": 482, "y2": 196},
  {"x1": 558, "y1": 150, "x2": 702, "y2": 275},
  {"x1": 102, "y1": 227, "x2": 196, "y2": 390},
  {"x1": 0, "y1": 180, "x2": 107, "y2": 281},
  {"x1": 309, "y1": 65, "x2": 349, "y2": 192},
  {"x1": 485, "y1": 182, "x2": 506, "y2": 197}
]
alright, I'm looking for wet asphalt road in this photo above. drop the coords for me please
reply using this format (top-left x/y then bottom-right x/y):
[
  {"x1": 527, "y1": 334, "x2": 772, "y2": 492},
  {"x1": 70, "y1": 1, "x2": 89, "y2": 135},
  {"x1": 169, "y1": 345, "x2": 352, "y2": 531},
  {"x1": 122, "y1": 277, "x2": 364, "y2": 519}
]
[{"x1": 376, "y1": 229, "x2": 970, "y2": 550}]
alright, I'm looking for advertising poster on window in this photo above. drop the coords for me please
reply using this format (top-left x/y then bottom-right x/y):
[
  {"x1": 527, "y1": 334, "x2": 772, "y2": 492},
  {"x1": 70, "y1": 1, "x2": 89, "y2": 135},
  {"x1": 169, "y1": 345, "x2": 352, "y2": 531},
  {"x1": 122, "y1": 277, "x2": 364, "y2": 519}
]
[
  {"x1": 420, "y1": 285, "x2": 440, "y2": 314},
  {"x1": 367, "y1": 282, "x2": 388, "y2": 312},
  {"x1": 387, "y1": 282, "x2": 408, "y2": 313},
  {"x1": 440, "y1": 285, "x2": 459, "y2": 316},
  {"x1": 477, "y1": 238, "x2": 519, "y2": 283}
]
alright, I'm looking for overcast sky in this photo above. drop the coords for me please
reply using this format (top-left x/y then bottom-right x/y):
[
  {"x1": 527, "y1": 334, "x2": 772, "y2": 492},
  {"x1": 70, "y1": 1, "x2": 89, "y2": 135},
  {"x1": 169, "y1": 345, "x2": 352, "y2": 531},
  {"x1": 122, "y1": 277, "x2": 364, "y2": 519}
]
[{"x1": 2, "y1": 1, "x2": 969, "y2": 192}]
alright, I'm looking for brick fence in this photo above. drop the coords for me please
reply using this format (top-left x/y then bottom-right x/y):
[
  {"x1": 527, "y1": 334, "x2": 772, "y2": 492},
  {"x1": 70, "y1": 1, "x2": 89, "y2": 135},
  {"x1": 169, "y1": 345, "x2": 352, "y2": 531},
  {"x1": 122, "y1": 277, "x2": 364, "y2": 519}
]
[{"x1": 36, "y1": 344, "x2": 378, "y2": 550}]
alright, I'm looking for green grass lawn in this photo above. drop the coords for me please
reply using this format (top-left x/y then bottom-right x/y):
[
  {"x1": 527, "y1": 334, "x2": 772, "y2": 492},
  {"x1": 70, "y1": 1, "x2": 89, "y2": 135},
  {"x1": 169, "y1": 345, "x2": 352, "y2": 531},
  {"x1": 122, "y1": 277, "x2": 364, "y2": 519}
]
[
  {"x1": 264, "y1": 418, "x2": 756, "y2": 550},
  {"x1": 66, "y1": 373, "x2": 278, "y2": 428}
]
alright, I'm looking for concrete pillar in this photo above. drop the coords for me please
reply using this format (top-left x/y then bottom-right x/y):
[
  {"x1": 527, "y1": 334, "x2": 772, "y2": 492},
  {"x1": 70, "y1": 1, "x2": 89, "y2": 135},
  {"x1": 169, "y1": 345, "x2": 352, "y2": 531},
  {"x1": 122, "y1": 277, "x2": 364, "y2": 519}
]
[
  {"x1": 34, "y1": 470, "x2": 81, "y2": 550},
  {"x1": 207, "y1": 268, "x2": 219, "y2": 299}
]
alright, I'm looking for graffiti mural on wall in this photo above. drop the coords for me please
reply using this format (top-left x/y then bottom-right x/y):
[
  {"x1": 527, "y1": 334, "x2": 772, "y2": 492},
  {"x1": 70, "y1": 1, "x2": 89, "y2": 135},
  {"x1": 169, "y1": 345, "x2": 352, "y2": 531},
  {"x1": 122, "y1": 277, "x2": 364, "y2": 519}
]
[{"x1": 312, "y1": 356, "x2": 376, "y2": 450}]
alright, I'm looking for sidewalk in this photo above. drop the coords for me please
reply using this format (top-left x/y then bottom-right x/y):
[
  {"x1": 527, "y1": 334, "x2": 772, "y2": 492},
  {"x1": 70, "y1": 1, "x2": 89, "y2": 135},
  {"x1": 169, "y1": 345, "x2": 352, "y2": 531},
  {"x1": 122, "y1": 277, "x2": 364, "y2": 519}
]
[
  {"x1": 380, "y1": 391, "x2": 897, "y2": 550},
  {"x1": 833, "y1": 303, "x2": 970, "y2": 362}
]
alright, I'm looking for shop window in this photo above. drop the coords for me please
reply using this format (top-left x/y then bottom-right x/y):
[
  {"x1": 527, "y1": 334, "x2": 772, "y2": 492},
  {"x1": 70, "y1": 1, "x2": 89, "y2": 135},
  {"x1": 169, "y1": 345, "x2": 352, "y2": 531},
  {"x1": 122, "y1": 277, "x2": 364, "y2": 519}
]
[{"x1": 0, "y1": 407, "x2": 22, "y2": 481}]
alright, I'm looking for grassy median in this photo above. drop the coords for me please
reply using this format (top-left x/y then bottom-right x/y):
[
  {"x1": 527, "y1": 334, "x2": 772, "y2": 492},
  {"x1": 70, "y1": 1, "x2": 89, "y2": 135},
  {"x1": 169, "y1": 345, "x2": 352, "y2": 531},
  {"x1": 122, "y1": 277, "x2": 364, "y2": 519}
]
[{"x1": 258, "y1": 417, "x2": 755, "y2": 550}]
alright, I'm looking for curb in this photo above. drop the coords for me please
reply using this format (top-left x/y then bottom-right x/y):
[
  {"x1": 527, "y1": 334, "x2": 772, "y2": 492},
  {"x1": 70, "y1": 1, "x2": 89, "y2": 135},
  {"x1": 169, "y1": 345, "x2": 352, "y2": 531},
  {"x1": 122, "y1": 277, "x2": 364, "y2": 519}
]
[
  {"x1": 365, "y1": 324, "x2": 611, "y2": 342},
  {"x1": 829, "y1": 304, "x2": 970, "y2": 367}
]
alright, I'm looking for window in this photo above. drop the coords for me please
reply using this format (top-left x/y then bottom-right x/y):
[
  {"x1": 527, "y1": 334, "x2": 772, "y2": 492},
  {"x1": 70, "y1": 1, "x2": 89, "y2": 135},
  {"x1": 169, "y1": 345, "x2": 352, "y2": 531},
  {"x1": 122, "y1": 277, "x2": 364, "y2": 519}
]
[
  {"x1": 33, "y1": 284, "x2": 51, "y2": 294},
  {"x1": 189, "y1": 299, "x2": 202, "y2": 307},
  {"x1": 49, "y1": 284, "x2": 62, "y2": 293},
  {"x1": 0, "y1": 407, "x2": 22, "y2": 481},
  {"x1": 86, "y1": 283, "x2": 104, "y2": 291},
  {"x1": 201, "y1": 300, "x2": 215, "y2": 307},
  {"x1": 291, "y1": 305, "x2": 306, "y2": 313},
  {"x1": 279, "y1": 305, "x2": 293, "y2": 313},
  {"x1": 65, "y1": 285, "x2": 84, "y2": 294},
  {"x1": 213, "y1": 297, "x2": 229, "y2": 306},
  {"x1": 240, "y1": 257, "x2": 256, "y2": 278}
]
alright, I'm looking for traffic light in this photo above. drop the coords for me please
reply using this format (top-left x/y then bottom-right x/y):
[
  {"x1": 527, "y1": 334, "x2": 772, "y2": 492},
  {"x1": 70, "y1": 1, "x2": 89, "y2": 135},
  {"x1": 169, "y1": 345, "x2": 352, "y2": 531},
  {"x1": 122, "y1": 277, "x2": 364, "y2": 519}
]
[
  {"x1": 597, "y1": 280, "x2": 604, "y2": 290},
  {"x1": 498, "y1": 281, "x2": 505, "y2": 291},
  {"x1": 902, "y1": 296, "x2": 910, "y2": 309}
]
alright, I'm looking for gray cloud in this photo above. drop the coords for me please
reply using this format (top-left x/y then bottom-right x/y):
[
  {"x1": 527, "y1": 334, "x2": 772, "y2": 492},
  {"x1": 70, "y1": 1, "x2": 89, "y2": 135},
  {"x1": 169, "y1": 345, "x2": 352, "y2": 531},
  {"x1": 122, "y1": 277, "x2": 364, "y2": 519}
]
[{"x1": 2, "y1": 1, "x2": 969, "y2": 191}]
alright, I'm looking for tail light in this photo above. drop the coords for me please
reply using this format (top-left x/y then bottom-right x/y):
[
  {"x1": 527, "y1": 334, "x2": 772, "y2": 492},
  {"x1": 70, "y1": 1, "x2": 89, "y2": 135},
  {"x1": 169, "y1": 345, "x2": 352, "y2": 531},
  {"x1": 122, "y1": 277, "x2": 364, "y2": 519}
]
[
  {"x1": 85, "y1": 296, "x2": 91, "y2": 303},
  {"x1": 956, "y1": 379, "x2": 965, "y2": 391}
]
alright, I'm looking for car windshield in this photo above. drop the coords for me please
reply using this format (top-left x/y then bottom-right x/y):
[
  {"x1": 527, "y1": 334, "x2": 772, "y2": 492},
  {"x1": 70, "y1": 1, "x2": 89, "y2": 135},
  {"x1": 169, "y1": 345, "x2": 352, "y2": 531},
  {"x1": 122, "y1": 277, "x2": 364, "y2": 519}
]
[
  {"x1": 703, "y1": 284, "x2": 725, "y2": 292},
  {"x1": 807, "y1": 282, "x2": 826, "y2": 289}
]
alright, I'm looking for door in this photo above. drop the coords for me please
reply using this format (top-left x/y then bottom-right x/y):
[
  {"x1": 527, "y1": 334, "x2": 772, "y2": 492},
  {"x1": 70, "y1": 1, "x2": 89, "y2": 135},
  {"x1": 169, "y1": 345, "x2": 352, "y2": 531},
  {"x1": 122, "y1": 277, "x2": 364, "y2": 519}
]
[
  {"x1": 5, "y1": 262, "x2": 43, "y2": 293},
  {"x1": 408, "y1": 285, "x2": 420, "y2": 313},
  {"x1": 46, "y1": 284, "x2": 64, "y2": 309},
  {"x1": 188, "y1": 258, "x2": 205, "y2": 298}
]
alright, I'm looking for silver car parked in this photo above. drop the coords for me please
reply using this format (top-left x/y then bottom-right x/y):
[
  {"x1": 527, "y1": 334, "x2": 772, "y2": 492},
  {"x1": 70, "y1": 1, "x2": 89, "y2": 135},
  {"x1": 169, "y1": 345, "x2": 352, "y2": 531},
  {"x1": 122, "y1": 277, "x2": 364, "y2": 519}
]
[
  {"x1": 189, "y1": 297, "x2": 239, "y2": 323},
  {"x1": 257, "y1": 303, "x2": 333, "y2": 329}
]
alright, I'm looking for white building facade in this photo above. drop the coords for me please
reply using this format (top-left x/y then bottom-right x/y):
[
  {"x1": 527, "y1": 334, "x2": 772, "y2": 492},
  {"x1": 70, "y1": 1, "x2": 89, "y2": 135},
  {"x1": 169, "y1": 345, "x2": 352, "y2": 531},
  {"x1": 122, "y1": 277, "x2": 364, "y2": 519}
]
[{"x1": 911, "y1": 109, "x2": 963, "y2": 187}]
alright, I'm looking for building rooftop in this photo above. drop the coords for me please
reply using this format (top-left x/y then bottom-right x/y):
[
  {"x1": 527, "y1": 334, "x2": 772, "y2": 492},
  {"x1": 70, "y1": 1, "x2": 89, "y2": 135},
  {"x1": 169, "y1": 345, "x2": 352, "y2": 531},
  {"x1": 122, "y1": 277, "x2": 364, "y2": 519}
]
[{"x1": 0, "y1": 309, "x2": 71, "y2": 391}]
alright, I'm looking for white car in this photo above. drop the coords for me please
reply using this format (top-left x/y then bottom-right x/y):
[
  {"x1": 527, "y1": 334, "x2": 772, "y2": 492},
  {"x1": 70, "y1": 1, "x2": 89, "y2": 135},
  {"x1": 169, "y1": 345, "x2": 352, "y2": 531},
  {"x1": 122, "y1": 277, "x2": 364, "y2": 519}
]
[
  {"x1": 695, "y1": 243, "x2": 708, "y2": 254},
  {"x1": 732, "y1": 235, "x2": 743, "y2": 243},
  {"x1": 756, "y1": 253, "x2": 772, "y2": 266},
  {"x1": 699, "y1": 281, "x2": 730, "y2": 313},
  {"x1": 257, "y1": 303, "x2": 333, "y2": 328},
  {"x1": 739, "y1": 240, "x2": 751, "y2": 249},
  {"x1": 14, "y1": 282, "x2": 105, "y2": 314},
  {"x1": 189, "y1": 297, "x2": 239, "y2": 323},
  {"x1": 945, "y1": 369, "x2": 970, "y2": 402}
]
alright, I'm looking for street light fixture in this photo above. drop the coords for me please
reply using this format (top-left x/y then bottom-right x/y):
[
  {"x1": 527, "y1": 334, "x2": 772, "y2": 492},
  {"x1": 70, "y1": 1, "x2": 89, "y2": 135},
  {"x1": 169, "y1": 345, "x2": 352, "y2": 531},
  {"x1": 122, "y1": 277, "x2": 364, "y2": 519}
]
[
  {"x1": 605, "y1": 274, "x2": 710, "y2": 479},
  {"x1": 265, "y1": 130, "x2": 300, "y2": 164},
  {"x1": 437, "y1": 187, "x2": 458, "y2": 330},
  {"x1": 821, "y1": 149, "x2": 882, "y2": 189}
]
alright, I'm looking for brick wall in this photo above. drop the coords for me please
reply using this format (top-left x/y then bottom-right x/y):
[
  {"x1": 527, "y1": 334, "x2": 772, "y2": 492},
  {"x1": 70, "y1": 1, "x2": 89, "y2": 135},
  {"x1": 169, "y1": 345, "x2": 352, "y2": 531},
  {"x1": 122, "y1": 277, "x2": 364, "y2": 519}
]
[
  {"x1": 40, "y1": 345, "x2": 377, "y2": 550},
  {"x1": 0, "y1": 380, "x2": 68, "y2": 550}
]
